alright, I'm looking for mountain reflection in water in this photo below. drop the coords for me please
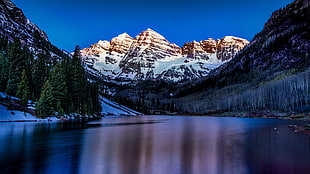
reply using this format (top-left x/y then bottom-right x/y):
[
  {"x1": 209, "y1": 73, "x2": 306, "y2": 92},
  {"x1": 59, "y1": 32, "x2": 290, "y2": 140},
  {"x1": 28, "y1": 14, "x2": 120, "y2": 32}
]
[{"x1": 0, "y1": 116, "x2": 309, "y2": 174}]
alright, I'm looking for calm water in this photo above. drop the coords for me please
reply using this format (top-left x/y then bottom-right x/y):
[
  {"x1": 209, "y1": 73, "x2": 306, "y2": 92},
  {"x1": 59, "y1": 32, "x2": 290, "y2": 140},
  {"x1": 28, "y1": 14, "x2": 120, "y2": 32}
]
[{"x1": 0, "y1": 116, "x2": 310, "y2": 174}]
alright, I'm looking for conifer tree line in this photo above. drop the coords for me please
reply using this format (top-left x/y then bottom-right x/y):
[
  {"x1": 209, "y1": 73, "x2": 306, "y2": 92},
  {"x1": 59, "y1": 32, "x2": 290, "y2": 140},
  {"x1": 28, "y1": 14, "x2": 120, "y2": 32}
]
[{"x1": 0, "y1": 37, "x2": 101, "y2": 117}]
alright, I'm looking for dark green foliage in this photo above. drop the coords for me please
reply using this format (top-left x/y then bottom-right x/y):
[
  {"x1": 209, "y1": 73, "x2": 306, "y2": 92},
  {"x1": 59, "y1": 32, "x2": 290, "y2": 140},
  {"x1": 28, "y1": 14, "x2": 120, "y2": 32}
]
[
  {"x1": 35, "y1": 45, "x2": 101, "y2": 116},
  {"x1": 49, "y1": 61, "x2": 69, "y2": 113},
  {"x1": 56, "y1": 100, "x2": 65, "y2": 116},
  {"x1": 112, "y1": 79, "x2": 178, "y2": 114},
  {"x1": 0, "y1": 51, "x2": 9, "y2": 91},
  {"x1": 0, "y1": 37, "x2": 8, "y2": 51},
  {"x1": 6, "y1": 40, "x2": 33, "y2": 98},
  {"x1": 0, "y1": 37, "x2": 101, "y2": 117},
  {"x1": 86, "y1": 82, "x2": 101, "y2": 114},
  {"x1": 35, "y1": 80, "x2": 54, "y2": 117},
  {"x1": 0, "y1": 37, "x2": 33, "y2": 95},
  {"x1": 6, "y1": 39, "x2": 26, "y2": 95},
  {"x1": 17, "y1": 70, "x2": 30, "y2": 106},
  {"x1": 69, "y1": 45, "x2": 87, "y2": 113},
  {"x1": 31, "y1": 53, "x2": 50, "y2": 99}
]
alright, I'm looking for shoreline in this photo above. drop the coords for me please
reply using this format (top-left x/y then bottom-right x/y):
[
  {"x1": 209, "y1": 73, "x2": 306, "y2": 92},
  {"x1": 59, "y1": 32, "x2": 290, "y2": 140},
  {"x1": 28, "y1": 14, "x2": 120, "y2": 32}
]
[
  {"x1": 166, "y1": 110, "x2": 310, "y2": 121},
  {"x1": 292, "y1": 125, "x2": 310, "y2": 136},
  {"x1": 2, "y1": 114, "x2": 309, "y2": 136},
  {"x1": 0, "y1": 120, "x2": 38, "y2": 122},
  {"x1": 162, "y1": 114, "x2": 310, "y2": 121}
]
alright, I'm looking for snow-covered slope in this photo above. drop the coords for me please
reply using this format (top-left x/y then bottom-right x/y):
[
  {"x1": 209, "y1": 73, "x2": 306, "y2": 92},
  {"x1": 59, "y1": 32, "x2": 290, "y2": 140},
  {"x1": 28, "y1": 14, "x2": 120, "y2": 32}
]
[
  {"x1": 100, "y1": 96, "x2": 142, "y2": 116},
  {"x1": 81, "y1": 29, "x2": 249, "y2": 82},
  {"x1": 0, "y1": 104, "x2": 38, "y2": 121},
  {"x1": 0, "y1": 91, "x2": 141, "y2": 121}
]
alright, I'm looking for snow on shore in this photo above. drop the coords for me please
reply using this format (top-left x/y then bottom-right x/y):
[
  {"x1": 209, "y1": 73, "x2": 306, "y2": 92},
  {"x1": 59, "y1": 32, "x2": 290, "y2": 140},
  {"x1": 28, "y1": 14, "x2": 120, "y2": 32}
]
[
  {"x1": 0, "y1": 104, "x2": 39, "y2": 122},
  {"x1": 0, "y1": 91, "x2": 141, "y2": 121}
]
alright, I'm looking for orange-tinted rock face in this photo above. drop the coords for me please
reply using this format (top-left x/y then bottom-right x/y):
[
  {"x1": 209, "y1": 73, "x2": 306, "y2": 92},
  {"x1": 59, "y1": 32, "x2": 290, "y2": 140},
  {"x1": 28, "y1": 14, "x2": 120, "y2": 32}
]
[
  {"x1": 109, "y1": 33, "x2": 134, "y2": 54},
  {"x1": 181, "y1": 41, "x2": 206, "y2": 58},
  {"x1": 119, "y1": 29, "x2": 182, "y2": 72},
  {"x1": 133, "y1": 28, "x2": 182, "y2": 57},
  {"x1": 181, "y1": 37, "x2": 249, "y2": 60},
  {"x1": 216, "y1": 36, "x2": 249, "y2": 61},
  {"x1": 200, "y1": 39, "x2": 217, "y2": 53},
  {"x1": 80, "y1": 28, "x2": 249, "y2": 81}
]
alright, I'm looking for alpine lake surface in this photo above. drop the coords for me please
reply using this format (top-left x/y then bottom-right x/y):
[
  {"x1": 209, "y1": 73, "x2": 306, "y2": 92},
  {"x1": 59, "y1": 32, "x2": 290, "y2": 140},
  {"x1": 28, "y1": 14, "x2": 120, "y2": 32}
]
[{"x1": 0, "y1": 115, "x2": 309, "y2": 174}]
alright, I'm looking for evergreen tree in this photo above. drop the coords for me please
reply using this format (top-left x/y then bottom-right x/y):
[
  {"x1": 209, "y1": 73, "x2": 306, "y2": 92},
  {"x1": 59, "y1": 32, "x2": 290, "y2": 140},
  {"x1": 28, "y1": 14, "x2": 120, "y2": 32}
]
[
  {"x1": 6, "y1": 39, "x2": 24, "y2": 95},
  {"x1": 32, "y1": 53, "x2": 49, "y2": 99},
  {"x1": 56, "y1": 100, "x2": 65, "y2": 116},
  {"x1": 0, "y1": 37, "x2": 8, "y2": 51},
  {"x1": 49, "y1": 60, "x2": 69, "y2": 113},
  {"x1": 6, "y1": 39, "x2": 32, "y2": 96},
  {"x1": 69, "y1": 45, "x2": 87, "y2": 114},
  {"x1": 17, "y1": 70, "x2": 30, "y2": 106},
  {"x1": 36, "y1": 80, "x2": 54, "y2": 117},
  {"x1": 61, "y1": 55, "x2": 74, "y2": 113},
  {"x1": 86, "y1": 82, "x2": 101, "y2": 114},
  {"x1": 0, "y1": 51, "x2": 9, "y2": 91}
]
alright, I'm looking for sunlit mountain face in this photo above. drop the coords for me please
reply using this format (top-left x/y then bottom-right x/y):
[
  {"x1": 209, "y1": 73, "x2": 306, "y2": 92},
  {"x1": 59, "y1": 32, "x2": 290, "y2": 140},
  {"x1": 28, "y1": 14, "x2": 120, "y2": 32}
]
[{"x1": 80, "y1": 29, "x2": 249, "y2": 82}]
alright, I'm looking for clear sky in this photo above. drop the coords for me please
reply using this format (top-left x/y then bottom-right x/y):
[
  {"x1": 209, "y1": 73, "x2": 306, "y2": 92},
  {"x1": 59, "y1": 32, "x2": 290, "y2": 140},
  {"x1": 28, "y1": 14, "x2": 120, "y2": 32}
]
[{"x1": 13, "y1": 0, "x2": 293, "y2": 52}]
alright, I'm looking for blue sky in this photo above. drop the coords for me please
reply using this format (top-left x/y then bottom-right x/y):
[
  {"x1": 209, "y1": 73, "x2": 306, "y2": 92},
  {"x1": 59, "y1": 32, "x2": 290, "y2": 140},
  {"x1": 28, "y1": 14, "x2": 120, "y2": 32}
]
[{"x1": 14, "y1": 0, "x2": 293, "y2": 52}]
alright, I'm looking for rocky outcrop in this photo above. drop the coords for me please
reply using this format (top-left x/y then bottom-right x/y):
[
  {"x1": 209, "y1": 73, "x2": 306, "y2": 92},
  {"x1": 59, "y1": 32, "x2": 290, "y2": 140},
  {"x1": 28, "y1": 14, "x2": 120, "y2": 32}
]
[
  {"x1": 181, "y1": 41, "x2": 209, "y2": 59},
  {"x1": 181, "y1": 37, "x2": 249, "y2": 61},
  {"x1": 200, "y1": 39, "x2": 217, "y2": 53},
  {"x1": 216, "y1": 36, "x2": 249, "y2": 61}
]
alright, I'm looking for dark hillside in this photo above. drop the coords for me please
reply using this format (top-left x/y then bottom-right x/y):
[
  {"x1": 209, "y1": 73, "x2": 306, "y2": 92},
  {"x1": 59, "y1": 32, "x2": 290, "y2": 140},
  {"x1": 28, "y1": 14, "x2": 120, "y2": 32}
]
[{"x1": 175, "y1": 0, "x2": 310, "y2": 114}]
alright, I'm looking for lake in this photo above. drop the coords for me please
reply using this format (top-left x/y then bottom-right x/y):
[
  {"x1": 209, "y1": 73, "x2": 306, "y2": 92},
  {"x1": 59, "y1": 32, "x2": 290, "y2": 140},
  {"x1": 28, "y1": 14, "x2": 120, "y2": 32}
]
[{"x1": 0, "y1": 116, "x2": 309, "y2": 174}]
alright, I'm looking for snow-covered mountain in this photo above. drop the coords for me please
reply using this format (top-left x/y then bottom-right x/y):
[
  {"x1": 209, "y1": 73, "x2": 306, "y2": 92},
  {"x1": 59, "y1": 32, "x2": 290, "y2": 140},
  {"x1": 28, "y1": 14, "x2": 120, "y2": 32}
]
[
  {"x1": 81, "y1": 29, "x2": 249, "y2": 81},
  {"x1": 0, "y1": 0, "x2": 67, "y2": 58}
]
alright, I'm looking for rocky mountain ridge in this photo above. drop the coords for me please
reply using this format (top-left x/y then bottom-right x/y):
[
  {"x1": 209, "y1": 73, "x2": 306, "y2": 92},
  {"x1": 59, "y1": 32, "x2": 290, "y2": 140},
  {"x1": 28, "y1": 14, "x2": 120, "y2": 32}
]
[
  {"x1": 81, "y1": 29, "x2": 249, "y2": 81},
  {"x1": 0, "y1": 0, "x2": 67, "y2": 59}
]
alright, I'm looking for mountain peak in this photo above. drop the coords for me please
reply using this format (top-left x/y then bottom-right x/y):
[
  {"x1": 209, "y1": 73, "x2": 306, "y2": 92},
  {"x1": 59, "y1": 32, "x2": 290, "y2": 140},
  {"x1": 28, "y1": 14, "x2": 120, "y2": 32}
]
[
  {"x1": 137, "y1": 28, "x2": 166, "y2": 40},
  {"x1": 146, "y1": 28, "x2": 155, "y2": 32},
  {"x1": 110, "y1": 33, "x2": 133, "y2": 43},
  {"x1": 116, "y1": 32, "x2": 132, "y2": 39},
  {"x1": 221, "y1": 36, "x2": 249, "y2": 42}
]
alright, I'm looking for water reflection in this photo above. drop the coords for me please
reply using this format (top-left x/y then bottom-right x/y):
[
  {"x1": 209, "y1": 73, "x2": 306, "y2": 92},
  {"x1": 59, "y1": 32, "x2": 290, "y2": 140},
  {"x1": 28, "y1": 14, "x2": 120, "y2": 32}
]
[
  {"x1": 0, "y1": 117, "x2": 309, "y2": 174},
  {"x1": 0, "y1": 122, "x2": 85, "y2": 174},
  {"x1": 246, "y1": 124, "x2": 310, "y2": 174},
  {"x1": 80, "y1": 117, "x2": 252, "y2": 174}
]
